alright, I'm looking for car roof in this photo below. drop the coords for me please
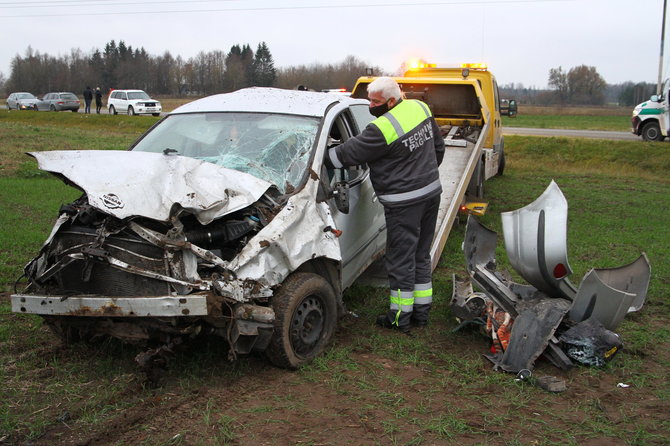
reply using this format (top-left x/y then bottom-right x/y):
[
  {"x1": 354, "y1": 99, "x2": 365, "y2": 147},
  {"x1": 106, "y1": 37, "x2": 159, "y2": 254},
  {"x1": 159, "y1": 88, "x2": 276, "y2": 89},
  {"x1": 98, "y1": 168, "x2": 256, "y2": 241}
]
[
  {"x1": 172, "y1": 87, "x2": 369, "y2": 117},
  {"x1": 113, "y1": 89, "x2": 146, "y2": 93}
]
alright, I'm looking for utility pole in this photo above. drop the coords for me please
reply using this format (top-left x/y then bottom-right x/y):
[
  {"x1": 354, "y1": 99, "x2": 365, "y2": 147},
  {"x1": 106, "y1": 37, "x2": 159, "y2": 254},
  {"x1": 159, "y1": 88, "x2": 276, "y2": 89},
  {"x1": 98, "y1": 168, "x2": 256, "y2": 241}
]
[{"x1": 658, "y1": 0, "x2": 667, "y2": 95}]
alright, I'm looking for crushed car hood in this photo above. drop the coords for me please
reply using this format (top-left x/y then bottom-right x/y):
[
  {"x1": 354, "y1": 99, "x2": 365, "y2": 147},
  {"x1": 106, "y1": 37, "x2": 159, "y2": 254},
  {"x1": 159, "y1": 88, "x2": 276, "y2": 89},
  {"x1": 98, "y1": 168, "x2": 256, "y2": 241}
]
[{"x1": 30, "y1": 150, "x2": 272, "y2": 224}]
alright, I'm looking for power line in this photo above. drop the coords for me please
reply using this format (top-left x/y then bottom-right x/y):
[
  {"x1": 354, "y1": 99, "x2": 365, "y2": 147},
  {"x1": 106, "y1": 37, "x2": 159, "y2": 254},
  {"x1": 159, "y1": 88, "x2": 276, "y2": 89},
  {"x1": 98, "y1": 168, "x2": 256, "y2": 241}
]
[{"x1": 0, "y1": 0, "x2": 575, "y2": 18}]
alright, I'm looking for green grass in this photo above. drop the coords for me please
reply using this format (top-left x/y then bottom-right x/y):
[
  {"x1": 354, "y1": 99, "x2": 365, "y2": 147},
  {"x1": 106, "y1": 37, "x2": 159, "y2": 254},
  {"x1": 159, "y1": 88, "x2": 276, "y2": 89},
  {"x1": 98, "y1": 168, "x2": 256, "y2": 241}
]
[
  {"x1": 503, "y1": 114, "x2": 631, "y2": 131},
  {"x1": 0, "y1": 113, "x2": 669, "y2": 445}
]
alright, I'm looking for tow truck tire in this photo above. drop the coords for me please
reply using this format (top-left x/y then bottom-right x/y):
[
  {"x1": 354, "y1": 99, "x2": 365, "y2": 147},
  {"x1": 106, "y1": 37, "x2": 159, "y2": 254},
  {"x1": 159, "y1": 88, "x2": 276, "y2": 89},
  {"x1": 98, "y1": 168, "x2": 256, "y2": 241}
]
[
  {"x1": 266, "y1": 272, "x2": 337, "y2": 369},
  {"x1": 642, "y1": 121, "x2": 664, "y2": 141},
  {"x1": 497, "y1": 147, "x2": 506, "y2": 176}
]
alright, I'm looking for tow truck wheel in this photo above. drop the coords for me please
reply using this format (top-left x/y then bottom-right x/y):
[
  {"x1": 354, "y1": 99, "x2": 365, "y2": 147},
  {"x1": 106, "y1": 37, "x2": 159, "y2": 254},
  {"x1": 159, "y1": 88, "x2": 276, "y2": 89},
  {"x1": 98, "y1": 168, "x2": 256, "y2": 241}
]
[
  {"x1": 497, "y1": 147, "x2": 506, "y2": 176},
  {"x1": 642, "y1": 121, "x2": 664, "y2": 141},
  {"x1": 266, "y1": 272, "x2": 337, "y2": 369}
]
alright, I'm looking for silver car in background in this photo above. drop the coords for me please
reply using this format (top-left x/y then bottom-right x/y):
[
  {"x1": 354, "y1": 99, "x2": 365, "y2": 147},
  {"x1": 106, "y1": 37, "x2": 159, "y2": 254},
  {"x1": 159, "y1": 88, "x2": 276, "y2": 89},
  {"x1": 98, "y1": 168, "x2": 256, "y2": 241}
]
[
  {"x1": 35, "y1": 92, "x2": 81, "y2": 112},
  {"x1": 7, "y1": 92, "x2": 39, "y2": 110}
]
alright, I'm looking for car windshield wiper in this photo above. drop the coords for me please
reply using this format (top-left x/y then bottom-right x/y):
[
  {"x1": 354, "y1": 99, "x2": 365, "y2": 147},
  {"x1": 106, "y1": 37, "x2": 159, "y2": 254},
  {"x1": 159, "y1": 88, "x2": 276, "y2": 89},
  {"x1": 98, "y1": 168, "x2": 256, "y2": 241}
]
[{"x1": 163, "y1": 148, "x2": 178, "y2": 155}]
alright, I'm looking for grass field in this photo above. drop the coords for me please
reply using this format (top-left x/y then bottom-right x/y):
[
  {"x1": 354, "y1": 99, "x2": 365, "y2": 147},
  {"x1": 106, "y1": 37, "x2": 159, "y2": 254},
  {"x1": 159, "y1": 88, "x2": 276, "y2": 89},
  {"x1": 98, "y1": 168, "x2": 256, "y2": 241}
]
[{"x1": 1, "y1": 110, "x2": 669, "y2": 445}]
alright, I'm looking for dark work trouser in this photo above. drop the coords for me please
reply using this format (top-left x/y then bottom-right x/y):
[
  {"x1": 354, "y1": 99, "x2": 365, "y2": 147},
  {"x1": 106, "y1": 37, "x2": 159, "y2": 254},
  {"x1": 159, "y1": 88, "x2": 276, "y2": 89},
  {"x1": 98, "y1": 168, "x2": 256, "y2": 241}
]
[{"x1": 383, "y1": 194, "x2": 440, "y2": 328}]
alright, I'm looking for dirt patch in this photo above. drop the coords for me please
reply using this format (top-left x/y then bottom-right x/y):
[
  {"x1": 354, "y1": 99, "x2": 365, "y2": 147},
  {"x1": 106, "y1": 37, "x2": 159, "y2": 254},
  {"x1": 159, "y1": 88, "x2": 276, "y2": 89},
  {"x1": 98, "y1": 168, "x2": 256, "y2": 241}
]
[{"x1": 2, "y1": 292, "x2": 669, "y2": 446}]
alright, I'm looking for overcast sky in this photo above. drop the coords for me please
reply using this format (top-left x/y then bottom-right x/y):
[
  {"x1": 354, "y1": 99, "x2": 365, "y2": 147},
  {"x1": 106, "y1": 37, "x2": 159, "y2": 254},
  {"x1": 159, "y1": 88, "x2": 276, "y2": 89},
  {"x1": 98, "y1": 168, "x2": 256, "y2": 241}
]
[{"x1": 1, "y1": 0, "x2": 667, "y2": 89}]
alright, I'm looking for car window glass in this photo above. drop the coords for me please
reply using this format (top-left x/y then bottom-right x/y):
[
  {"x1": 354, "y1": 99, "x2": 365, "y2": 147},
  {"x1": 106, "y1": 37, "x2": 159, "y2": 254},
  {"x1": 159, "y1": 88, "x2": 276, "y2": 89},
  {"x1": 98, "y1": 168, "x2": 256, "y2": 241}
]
[
  {"x1": 327, "y1": 113, "x2": 367, "y2": 186},
  {"x1": 349, "y1": 104, "x2": 375, "y2": 134},
  {"x1": 127, "y1": 91, "x2": 151, "y2": 100},
  {"x1": 61, "y1": 93, "x2": 77, "y2": 100},
  {"x1": 131, "y1": 112, "x2": 319, "y2": 194}
]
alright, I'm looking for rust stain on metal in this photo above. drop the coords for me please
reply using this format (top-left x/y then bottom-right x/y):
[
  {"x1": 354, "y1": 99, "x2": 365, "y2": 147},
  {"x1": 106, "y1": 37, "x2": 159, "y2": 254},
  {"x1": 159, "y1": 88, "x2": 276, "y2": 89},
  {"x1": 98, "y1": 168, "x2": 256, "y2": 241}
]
[
  {"x1": 67, "y1": 303, "x2": 124, "y2": 316},
  {"x1": 259, "y1": 240, "x2": 270, "y2": 248}
]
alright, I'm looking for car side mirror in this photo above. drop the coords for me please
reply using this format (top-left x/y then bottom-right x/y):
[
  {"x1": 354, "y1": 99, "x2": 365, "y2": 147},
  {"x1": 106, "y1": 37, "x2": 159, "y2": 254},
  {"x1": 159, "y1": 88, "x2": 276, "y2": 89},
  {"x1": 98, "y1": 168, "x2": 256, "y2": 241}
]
[
  {"x1": 331, "y1": 181, "x2": 350, "y2": 214},
  {"x1": 651, "y1": 94, "x2": 660, "y2": 102}
]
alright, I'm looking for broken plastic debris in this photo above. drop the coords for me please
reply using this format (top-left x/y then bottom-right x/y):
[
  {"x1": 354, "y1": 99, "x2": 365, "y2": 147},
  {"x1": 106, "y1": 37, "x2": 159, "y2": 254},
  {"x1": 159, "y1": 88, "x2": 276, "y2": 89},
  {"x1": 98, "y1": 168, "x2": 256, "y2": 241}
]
[
  {"x1": 515, "y1": 369, "x2": 532, "y2": 381},
  {"x1": 617, "y1": 382, "x2": 630, "y2": 388}
]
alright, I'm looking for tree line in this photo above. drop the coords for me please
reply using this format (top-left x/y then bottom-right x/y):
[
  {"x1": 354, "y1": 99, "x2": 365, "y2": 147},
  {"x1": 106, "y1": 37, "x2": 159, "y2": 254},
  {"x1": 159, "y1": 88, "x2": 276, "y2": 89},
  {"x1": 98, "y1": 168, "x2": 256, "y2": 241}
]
[
  {"x1": 0, "y1": 42, "x2": 658, "y2": 107},
  {"x1": 501, "y1": 64, "x2": 655, "y2": 107},
  {"x1": 1, "y1": 40, "x2": 384, "y2": 97}
]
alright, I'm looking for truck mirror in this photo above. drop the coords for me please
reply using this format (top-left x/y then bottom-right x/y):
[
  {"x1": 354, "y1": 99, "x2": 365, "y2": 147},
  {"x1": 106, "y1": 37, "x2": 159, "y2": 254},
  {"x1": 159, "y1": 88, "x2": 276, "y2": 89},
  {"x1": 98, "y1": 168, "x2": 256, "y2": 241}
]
[
  {"x1": 508, "y1": 99, "x2": 518, "y2": 118},
  {"x1": 331, "y1": 181, "x2": 350, "y2": 214},
  {"x1": 651, "y1": 94, "x2": 660, "y2": 102}
]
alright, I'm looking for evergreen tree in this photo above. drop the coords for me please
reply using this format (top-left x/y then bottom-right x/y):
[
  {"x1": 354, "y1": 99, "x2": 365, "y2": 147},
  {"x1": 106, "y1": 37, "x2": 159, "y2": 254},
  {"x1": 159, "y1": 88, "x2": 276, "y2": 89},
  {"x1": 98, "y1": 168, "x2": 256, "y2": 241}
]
[{"x1": 251, "y1": 42, "x2": 277, "y2": 87}]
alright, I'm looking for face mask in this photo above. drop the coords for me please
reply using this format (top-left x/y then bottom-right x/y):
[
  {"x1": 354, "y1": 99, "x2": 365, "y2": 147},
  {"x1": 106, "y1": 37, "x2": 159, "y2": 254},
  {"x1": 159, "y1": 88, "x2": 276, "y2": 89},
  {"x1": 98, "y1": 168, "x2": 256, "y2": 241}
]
[{"x1": 369, "y1": 101, "x2": 389, "y2": 118}]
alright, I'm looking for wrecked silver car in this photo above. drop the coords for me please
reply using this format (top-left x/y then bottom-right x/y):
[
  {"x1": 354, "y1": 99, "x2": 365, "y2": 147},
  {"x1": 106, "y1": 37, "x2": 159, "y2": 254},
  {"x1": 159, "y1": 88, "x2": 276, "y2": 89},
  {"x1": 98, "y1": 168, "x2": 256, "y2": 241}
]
[{"x1": 11, "y1": 88, "x2": 388, "y2": 369}]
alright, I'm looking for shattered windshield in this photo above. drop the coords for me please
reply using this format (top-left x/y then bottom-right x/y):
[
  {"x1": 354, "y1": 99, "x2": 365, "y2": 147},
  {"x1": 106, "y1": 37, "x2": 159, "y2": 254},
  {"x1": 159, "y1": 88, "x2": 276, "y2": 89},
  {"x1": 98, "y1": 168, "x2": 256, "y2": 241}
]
[{"x1": 131, "y1": 112, "x2": 319, "y2": 194}]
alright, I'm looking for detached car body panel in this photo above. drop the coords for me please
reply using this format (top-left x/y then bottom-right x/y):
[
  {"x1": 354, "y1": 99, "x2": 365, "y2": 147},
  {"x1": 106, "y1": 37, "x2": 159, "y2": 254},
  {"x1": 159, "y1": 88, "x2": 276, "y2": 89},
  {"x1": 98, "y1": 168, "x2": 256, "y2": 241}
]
[{"x1": 12, "y1": 87, "x2": 385, "y2": 369}]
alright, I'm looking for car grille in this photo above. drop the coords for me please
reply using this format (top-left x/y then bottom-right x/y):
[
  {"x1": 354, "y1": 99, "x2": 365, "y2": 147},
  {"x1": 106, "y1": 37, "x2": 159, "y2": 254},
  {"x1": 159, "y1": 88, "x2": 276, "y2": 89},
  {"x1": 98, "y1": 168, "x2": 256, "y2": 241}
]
[{"x1": 47, "y1": 226, "x2": 170, "y2": 296}]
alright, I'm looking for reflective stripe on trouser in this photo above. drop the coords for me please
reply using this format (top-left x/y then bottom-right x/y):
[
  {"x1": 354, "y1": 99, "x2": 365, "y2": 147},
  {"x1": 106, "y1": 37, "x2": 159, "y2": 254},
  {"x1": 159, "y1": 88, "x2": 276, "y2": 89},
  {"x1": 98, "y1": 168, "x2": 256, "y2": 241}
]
[
  {"x1": 413, "y1": 282, "x2": 433, "y2": 323},
  {"x1": 384, "y1": 194, "x2": 440, "y2": 327},
  {"x1": 388, "y1": 289, "x2": 414, "y2": 327}
]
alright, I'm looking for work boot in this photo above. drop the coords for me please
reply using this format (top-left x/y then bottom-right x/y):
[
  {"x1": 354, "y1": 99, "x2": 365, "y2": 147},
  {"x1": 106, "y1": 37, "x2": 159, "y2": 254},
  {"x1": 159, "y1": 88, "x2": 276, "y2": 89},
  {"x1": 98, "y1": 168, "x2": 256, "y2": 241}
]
[
  {"x1": 411, "y1": 318, "x2": 428, "y2": 328},
  {"x1": 376, "y1": 314, "x2": 412, "y2": 335}
]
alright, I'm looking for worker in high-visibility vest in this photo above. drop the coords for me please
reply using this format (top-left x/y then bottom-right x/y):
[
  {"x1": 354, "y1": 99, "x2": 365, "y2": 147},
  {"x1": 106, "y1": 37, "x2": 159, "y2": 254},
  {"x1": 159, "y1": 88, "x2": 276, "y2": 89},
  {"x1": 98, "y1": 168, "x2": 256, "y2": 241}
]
[{"x1": 327, "y1": 77, "x2": 445, "y2": 334}]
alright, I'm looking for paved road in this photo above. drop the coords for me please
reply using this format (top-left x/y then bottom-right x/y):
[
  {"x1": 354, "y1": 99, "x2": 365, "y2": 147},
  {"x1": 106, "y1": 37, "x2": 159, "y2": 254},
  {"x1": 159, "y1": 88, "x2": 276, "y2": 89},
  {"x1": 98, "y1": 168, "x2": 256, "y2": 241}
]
[{"x1": 503, "y1": 127, "x2": 639, "y2": 141}]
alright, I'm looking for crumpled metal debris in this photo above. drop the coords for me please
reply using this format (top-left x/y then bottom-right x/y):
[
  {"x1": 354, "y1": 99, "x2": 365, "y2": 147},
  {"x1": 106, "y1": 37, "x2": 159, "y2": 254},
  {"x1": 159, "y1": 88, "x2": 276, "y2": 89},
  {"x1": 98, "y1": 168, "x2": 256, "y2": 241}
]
[{"x1": 453, "y1": 181, "x2": 650, "y2": 373}]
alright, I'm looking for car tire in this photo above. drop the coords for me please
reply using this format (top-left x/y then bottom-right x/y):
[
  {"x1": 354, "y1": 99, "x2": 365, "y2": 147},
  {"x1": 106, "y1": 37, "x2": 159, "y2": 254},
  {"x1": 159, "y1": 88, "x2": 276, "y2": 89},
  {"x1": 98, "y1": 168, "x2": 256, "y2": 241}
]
[
  {"x1": 127, "y1": 106, "x2": 135, "y2": 116},
  {"x1": 50, "y1": 105, "x2": 56, "y2": 112},
  {"x1": 265, "y1": 272, "x2": 338, "y2": 369},
  {"x1": 110, "y1": 105, "x2": 117, "y2": 115},
  {"x1": 72, "y1": 109, "x2": 78, "y2": 113},
  {"x1": 152, "y1": 113, "x2": 160, "y2": 117},
  {"x1": 642, "y1": 121, "x2": 664, "y2": 141}
]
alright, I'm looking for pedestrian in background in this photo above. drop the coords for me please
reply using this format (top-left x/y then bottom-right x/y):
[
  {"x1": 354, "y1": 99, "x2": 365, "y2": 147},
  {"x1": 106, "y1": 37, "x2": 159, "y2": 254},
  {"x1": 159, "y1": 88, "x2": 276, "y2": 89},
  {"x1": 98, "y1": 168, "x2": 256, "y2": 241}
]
[
  {"x1": 83, "y1": 86, "x2": 93, "y2": 114},
  {"x1": 95, "y1": 87, "x2": 103, "y2": 114}
]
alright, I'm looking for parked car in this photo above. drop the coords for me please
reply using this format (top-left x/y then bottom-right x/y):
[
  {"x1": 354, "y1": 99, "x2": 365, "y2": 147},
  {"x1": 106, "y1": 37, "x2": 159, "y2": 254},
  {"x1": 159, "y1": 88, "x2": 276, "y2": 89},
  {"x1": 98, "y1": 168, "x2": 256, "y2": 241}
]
[
  {"x1": 108, "y1": 89, "x2": 161, "y2": 116},
  {"x1": 35, "y1": 92, "x2": 80, "y2": 112},
  {"x1": 7, "y1": 92, "x2": 39, "y2": 110},
  {"x1": 12, "y1": 87, "x2": 384, "y2": 369}
]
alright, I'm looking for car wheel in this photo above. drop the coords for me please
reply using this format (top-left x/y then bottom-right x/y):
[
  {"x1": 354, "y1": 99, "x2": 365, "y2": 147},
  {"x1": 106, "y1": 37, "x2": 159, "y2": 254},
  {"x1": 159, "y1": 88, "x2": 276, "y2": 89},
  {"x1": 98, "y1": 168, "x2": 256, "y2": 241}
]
[
  {"x1": 642, "y1": 121, "x2": 664, "y2": 141},
  {"x1": 72, "y1": 109, "x2": 78, "y2": 113},
  {"x1": 266, "y1": 272, "x2": 338, "y2": 369},
  {"x1": 127, "y1": 106, "x2": 135, "y2": 116},
  {"x1": 33, "y1": 104, "x2": 38, "y2": 111},
  {"x1": 50, "y1": 105, "x2": 56, "y2": 112},
  {"x1": 110, "y1": 105, "x2": 117, "y2": 115}
]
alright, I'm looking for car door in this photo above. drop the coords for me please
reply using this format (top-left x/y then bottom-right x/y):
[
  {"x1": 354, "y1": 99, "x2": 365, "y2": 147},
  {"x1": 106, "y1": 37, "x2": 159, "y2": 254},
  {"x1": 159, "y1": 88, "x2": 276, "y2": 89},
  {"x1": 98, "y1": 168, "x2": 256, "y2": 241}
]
[
  {"x1": 325, "y1": 106, "x2": 386, "y2": 289},
  {"x1": 118, "y1": 91, "x2": 129, "y2": 112}
]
